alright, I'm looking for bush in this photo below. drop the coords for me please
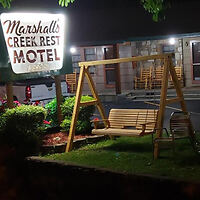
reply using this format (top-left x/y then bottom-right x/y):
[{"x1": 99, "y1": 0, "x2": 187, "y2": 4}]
[
  {"x1": 45, "y1": 98, "x2": 59, "y2": 128},
  {"x1": 0, "y1": 105, "x2": 47, "y2": 158},
  {"x1": 0, "y1": 98, "x2": 21, "y2": 115},
  {"x1": 61, "y1": 96, "x2": 95, "y2": 134}
]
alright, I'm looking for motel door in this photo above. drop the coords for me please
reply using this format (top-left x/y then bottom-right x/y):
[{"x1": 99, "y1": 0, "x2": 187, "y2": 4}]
[
  {"x1": 103, "y1": 46, "x2": 116, "y2": 87},
  {"x1": 191, "y1": 41, "x2": 200, "y2": 81}
]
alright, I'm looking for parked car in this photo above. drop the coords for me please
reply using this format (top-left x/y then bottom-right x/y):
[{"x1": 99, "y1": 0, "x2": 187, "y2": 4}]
[{"x1": 10, "y1": 77, "x2": 72, "y2": 105}]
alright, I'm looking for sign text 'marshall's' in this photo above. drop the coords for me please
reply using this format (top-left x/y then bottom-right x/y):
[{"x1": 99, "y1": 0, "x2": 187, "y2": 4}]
[{"x1": 3, "y1": 20, "x2": 60, "y2": 36}]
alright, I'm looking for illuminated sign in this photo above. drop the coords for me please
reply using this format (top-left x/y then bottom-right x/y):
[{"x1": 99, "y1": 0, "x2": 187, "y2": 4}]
[{"x1": 0, "y1": 13, "x2": 65, "y2": 74}]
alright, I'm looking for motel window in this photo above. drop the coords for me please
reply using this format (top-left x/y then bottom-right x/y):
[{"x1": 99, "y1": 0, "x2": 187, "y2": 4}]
[
  {"x1": 162, "y1": 45, "x2": 175, "y2": 53},
  {"x1": 71, "y1": 47, "x2": 96, "y2": 74},
  {"x1": 84, "y1": 48, "x2": 96, "y2": 74},
  {"x1": 191, "y1": 42, "x2": 200, "y2": 81},
  {"x1": 162, "y1": 44, "x2": 175, "y2": 65},
  {"x1": 71, "y1": 48, "x2": 81, "y2": 73},
  {"x1": 104, "y1": 47, "x2": 116, "y2": 86}
]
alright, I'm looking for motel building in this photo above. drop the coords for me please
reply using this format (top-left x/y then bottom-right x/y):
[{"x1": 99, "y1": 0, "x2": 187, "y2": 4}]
[
  {"x1": 69, "y1": 33, "x2": 200, "y2": 97},
  {"x1": 1, "y1": 1, "x2": 200, "y2": 101}
]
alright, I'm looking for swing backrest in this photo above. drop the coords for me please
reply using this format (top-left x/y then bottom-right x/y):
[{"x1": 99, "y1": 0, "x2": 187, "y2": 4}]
[{"x1": 108, "y1": 109, "x2": 158, "y2": 131}]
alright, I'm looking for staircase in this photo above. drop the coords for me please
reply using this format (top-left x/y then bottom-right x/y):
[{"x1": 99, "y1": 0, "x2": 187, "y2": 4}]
[{"x1": 125, "y1": 88, "x2": 200, "y2": 102}]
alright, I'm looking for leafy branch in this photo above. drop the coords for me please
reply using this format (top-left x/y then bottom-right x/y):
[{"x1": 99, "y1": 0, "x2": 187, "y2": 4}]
[
  {"x1": 0, "y1": 0, "x2": 12, "y2": 8},
  {"x1": 140, "y1": 0, "x2": 171, "y2": 22},
  {"x1": 0, "y1": 0, "x2": 75, "y2": 8},
  {"x1": 0, "y1": 0, "x2": 171, "y2": 22},
  {"x1": 57, "y1": 0, "x2": 171, "y2": 22},
  {"x1": 58, "y1": 0, "x2": 75, "y2": 7}
]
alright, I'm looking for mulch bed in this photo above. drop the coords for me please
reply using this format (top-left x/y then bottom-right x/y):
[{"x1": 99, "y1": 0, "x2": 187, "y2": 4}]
[
  {"x1": 42, "y1": 132, "x2": 91, "y2": 146},
  {"x1": 41, "y1": 131, "x2": 106, "y2": 155}
]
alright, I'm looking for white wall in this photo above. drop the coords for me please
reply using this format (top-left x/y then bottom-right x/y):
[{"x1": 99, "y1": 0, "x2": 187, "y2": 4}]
[{"x1": 119, "y1": 44, "x2": 133, "y2": 91}]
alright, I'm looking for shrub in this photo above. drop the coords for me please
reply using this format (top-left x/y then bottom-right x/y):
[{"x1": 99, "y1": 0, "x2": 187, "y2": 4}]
[
  {"x1": 60, "y1": 117, "x2": 91, "y2": 133},
  {"x1": 0, "y1": 105, "x2": 47, "y2": 158},
  {"x1": 45, "y1": 98, "x2": 59, "y2": 128},
  {"x1": 0, "y1": 98, "x2": 21, "y2": 115},
  {"x1": 61, "y1": 96, "x2": 95, "y2": 134}
]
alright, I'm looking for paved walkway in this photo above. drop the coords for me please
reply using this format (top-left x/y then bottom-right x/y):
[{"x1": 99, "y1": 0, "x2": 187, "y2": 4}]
[{"x1": 94, "y1": 94, "x2": 200, "y2": 131}]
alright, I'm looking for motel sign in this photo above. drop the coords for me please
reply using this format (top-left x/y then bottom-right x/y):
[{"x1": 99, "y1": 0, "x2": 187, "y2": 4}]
[{"x1": 0, "y1": 13, "x2": 65, "y2": 74}]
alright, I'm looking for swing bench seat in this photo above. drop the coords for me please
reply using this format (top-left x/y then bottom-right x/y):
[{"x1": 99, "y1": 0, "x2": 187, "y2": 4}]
[{"x1": 92, "y1": 109, "x2": 158, "y2": 137}]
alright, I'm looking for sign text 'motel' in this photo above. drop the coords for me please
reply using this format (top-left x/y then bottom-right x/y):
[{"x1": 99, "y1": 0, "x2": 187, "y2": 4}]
[{"x1": 0, "y1": 13, "x2": 65, "y2": 74}]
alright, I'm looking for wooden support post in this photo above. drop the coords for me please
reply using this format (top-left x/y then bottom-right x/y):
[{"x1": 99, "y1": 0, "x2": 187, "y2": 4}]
[
  {"x1": 85, "y1": 67, "x2": 113, "y2": 139},
  {"x1": 168, "y1": 62, "x2": 195, "y2": 139},
  {"x1": 84, "y1": 68, "x2": 108, "y2": 128},
  {"x1": 169, "y1": 60, "x2": 187, "y2": 112},
  {"x1": 154, "y1": 56, "x2": 170, "y2": 159},
  {"x1": 54, "y1": 75, "x2": 63, "y2": 124},
  {"x1": 66, "y1": 66, "x2": 85, "y2": 152},
  {"x1": 66, "y1": 65, "x2": 113, "y2": 152},
  {"x1": 154, "y1": 55, "x2": 188, "y2": 159},
  {"x1": 6, "y1": 82, "x2": 14, "y2": 109},
  {"x1": 113, "y1": 44, "x2": 121, "y2": 94}
]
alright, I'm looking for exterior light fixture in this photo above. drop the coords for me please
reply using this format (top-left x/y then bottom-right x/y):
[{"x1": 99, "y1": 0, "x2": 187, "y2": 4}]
[
  {"x1": 70, "y1": 47, "x2": 76, "y2": 54},
  {"x1": 169, "y1": 38, "x2": 175, "y2": 45}
]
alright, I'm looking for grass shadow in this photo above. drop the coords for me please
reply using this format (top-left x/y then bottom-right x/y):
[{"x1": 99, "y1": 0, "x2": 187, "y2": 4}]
[
  {"x1": 173, "y1": 151, "x2": 200, "y2": 166},
  {"x1": 101, "y1": 137, "x2": 153, "y2": 153},
  {"x1": 158, "y1": 139, "x2": 200, "y2": 167}
]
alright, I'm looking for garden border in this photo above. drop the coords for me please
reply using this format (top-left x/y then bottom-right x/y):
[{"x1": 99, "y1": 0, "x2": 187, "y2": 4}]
[
  {"x1": 23, "y1": 156, "x2": 200, "y2": 200},
  {"x1": 40, "y1": 135, "x2": 107, "y2": 155}
]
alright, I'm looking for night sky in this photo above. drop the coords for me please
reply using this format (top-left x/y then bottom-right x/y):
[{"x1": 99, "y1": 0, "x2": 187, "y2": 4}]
[{"x1": 1, "y1": 0, "x2": 200, "y2": 46}]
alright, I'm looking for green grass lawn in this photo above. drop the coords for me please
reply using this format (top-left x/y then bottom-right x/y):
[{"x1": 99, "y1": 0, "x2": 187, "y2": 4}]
[{"x1": 44, "y1": 135, "x2": 200, "y2": 182}]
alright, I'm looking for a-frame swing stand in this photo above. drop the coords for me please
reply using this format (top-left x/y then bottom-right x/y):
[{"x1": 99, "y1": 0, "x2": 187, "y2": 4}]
[{"x1": 65, "y1": 53, "x2": 189, "y2": 159}]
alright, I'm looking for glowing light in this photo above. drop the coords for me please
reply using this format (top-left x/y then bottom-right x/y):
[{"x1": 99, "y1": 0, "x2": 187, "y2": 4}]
[
  {"x1": 70, "y1": 47, "x2": 76, "y2": 54},
  {"x1": 169, "y1": 38, "x2": 175, "y2": 45}
]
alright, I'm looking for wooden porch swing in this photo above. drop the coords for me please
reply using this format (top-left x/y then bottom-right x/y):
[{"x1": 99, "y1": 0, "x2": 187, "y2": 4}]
[{"x1": 65, "y1": 53, "x2": 188, "y2": 159}]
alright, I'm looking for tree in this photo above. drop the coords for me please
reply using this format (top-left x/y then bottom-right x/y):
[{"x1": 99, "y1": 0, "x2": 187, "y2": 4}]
[
  {"x1": 140, "y1": 0, "x2": 171, "y2": 21},
  {"x1": 0, "y1": 0, "x2": 170, "y2": 22},
  {"x1": 58, "y1": 0, "x2": 170, "y2": 22}
]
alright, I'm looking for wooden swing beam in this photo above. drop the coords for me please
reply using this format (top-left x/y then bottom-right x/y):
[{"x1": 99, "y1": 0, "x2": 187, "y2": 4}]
[
  {"x1": 144, "y1": 101, "x2": 183, "y2": 112},
  {"x1": 65, "y1": 53, "x2": 187, "y2": 159}
]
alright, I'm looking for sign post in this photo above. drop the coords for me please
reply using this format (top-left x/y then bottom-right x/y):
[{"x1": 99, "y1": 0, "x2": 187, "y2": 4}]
[
  {"x1": 54, "y1": 75, "x2": 63, "y2": 124},
  {"x1": 6, "y1": 82, "x2": 14, "y2": 108}
]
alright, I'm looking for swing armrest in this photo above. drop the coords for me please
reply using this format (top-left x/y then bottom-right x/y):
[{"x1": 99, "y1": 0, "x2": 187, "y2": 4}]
[
  {"x1": 139, "y1": 121, "x2": 156, "y2": 132},
  {"x1": 141, "y1": 124, "x2": 146, "y2": 132},
  {"x1": 154, "y1": 127, "x2": 169, "y2": 137},
  {"x1": 91, "y1": 119, "x2": 110, "y2": 129}
]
